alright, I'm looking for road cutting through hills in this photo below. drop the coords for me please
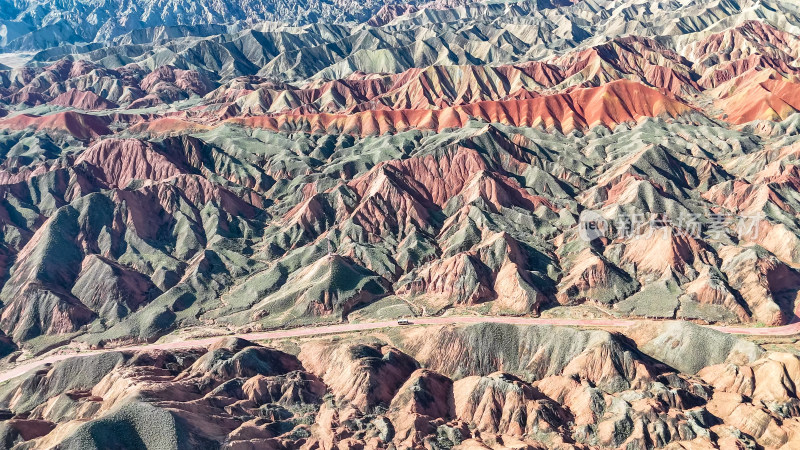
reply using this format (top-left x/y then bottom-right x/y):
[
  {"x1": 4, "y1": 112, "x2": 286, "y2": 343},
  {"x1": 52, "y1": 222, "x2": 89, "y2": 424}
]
[{"x1": 1, "y1": 315, "x2": 798, "y2": 384}]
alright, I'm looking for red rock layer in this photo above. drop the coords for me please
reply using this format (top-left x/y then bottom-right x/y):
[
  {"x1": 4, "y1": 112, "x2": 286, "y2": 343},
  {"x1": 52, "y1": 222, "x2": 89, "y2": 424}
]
[
  {"x1": 0, "y1": 111, "x2": 111, "y2": 139},
  {"x1": 232, "y1": 79, "x2": 690, "y2": 135},
  {"x1": 49, "y1": 89, "x2": 119, "y2": 110}
]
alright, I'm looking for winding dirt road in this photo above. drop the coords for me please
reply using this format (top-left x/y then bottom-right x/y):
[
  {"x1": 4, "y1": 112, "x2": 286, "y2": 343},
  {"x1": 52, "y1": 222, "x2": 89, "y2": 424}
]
[{"x1": 0, "y1": 315, "x2": 798, "y2": 384}]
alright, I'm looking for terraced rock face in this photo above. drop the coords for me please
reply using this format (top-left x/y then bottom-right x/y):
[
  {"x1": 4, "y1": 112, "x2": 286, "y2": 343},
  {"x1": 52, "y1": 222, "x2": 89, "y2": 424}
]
[
  {"x1": 1, "y1": 323, "x2": 799, "y2": 449},
  {"x1": 0, "y1": 0, "x2": 799, "y2": 352}
]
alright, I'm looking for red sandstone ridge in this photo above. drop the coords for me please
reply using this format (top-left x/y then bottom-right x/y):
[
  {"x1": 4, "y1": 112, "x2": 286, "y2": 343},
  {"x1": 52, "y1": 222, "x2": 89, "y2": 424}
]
[
  {"x1": 712, "y1": 69, "x2": 800, "y2": 124},
  {"x1": 75, "y1": 138, "x2": 187, "y2": 188},
  {"x1": 698, "y1": 54, "x2": 800, "y2": 89},
  {"x1": 352, "y1": 62, "x2": 564, "y2": 111},
  {"x1": 140, "y1": 65, "x2": 213, "y2": 97},
  {"x1": 692, "y1": 21, "x2": 800, "y2": 60},
  {"x1": 366, "y1": 3, "x2": 419, "y2": 26},
  {"x1": 0, "y1": 111, "x2": 111, "y2": 139},
  {"x1": 49, "y1": 89, "x2": 119, "y2": 110},
  {"x1": 690, "y1": 21, "x2": 800, "y2": 87},
  {"x1": 210, "y1": 62, "x2": 564, "y2": 117},
  {"x1": 554, "y1": 36, "x2": 700, "y2": 96},
  {"x1": 231, "y1": 79, "x2": 690, "y2": 135}
]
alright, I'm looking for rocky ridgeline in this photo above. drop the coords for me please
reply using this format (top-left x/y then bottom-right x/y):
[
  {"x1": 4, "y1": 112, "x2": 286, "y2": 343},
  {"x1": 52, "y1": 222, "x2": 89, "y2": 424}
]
[{"x1": 0, "y1": 322, "x2": 796, "y2": 449}]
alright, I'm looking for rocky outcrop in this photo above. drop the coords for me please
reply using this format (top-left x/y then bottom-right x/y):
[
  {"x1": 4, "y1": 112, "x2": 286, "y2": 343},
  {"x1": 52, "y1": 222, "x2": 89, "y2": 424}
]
[
  {"x1": 49, "y1": 89, "x2": 118, "y2": 110},
  {"x1": 400, "y1": 323, "x2": 657, "y2": 392},
  {"x1": 1, "y1": 325, "x2": 798, "y2": 449},
  {"x1": 629, "y1": 321, "x2": 764, "y2": 374},
  {"x1": 299, "y1": 341, "x2": 418, "y2": 411},
  {"x1": 233, "y1": 80, "x2": 691, "y2": 135}
]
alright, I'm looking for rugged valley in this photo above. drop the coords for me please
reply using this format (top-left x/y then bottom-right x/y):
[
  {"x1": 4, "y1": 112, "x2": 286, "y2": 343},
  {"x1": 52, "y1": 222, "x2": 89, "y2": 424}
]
[{"x1": 1, "y1": 0, "x2": 800, "y2": 447}]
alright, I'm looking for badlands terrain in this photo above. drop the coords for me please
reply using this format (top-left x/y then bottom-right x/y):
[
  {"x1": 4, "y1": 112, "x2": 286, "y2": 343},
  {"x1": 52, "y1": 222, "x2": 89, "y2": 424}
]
[{"x1": 1, "y1": 0, "x2": 800, "y2": 447}]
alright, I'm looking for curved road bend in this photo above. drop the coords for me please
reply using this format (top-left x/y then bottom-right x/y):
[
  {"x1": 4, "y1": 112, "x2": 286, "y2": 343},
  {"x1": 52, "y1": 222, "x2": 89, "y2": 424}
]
[{"x1": 1, "y1": 315, "x2": 799, "y2": 384}]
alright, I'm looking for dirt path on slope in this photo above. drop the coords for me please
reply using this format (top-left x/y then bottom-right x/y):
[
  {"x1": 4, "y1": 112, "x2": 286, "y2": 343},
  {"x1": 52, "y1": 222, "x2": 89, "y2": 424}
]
[{"x1": 1, "y1": 315, "x2": 798, "y2": 384}]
